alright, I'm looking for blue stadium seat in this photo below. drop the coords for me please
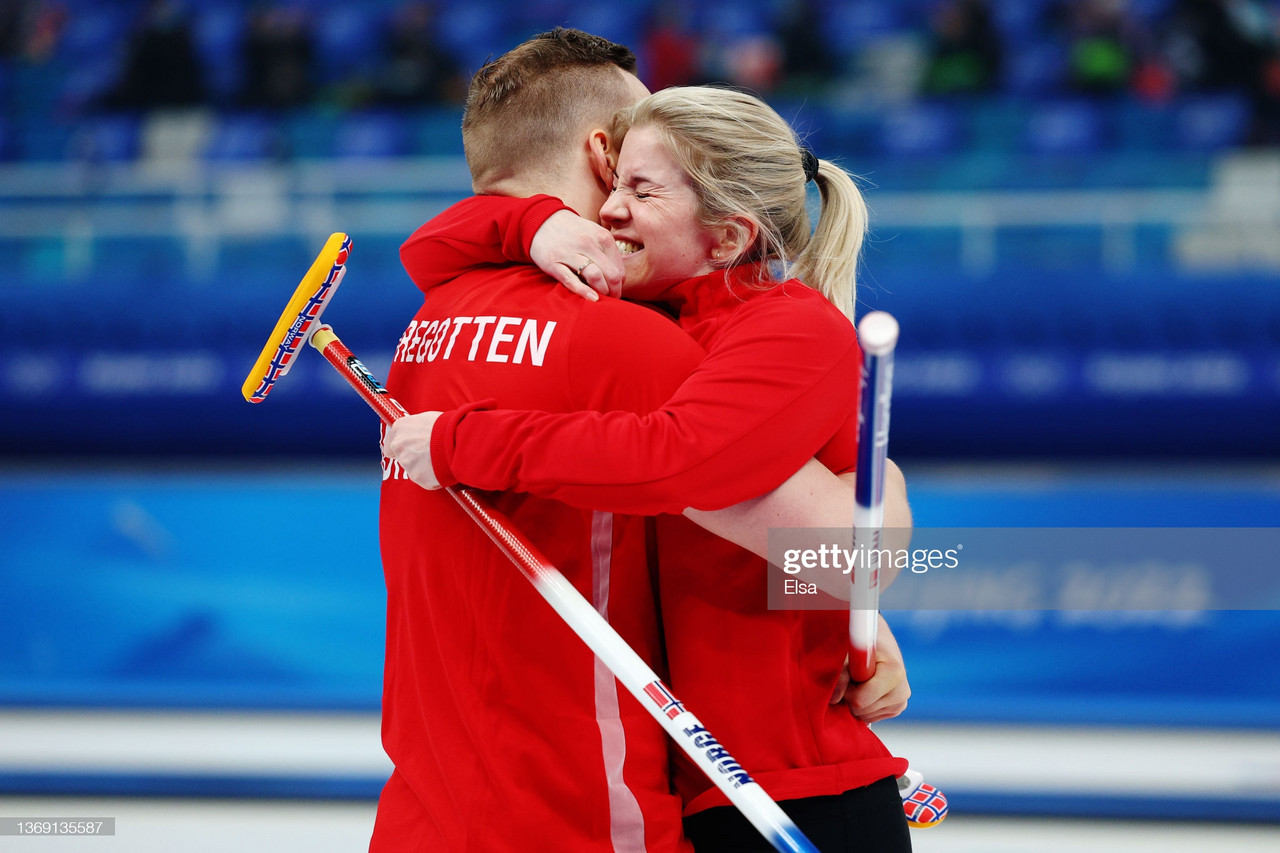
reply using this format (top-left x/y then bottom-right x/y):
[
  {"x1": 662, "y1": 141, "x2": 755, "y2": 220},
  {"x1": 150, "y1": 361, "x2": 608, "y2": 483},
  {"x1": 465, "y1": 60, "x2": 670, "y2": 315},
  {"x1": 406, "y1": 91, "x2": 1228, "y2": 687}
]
[
  {"x1": 436, "y1": 2, "x2": 506, "y2": 74},
  {"x1": 57, "y1": 4, "x2": 134, "y2": 62},
  {"x1": 1173, "y1": 94, "x2": 1251, "y2": 151},
  {"x1": 315, "y1": 6, "x2": 386, "y2": 84},
  {"x1": 772, "y1": 98, "x2": 831, "y2": 155},
  {"x1": 1001, "y1": 153, "x2": 1100, "y2": 189},
  {"x1": 14, "y1": 121, "x2": 72, "y2": 161},
  {"x1": 821, "y1": 0, "x2": 910, "y2": 67},
  {"x1": 408, "y1": 108, "x2": 465, "y2": 156},
  {"x1": 805, "y1": 103, "x2": 878, "y2": 156},
  {"x1": 283, "y1": 111, "x2": 340, "y2": 158},
  {"x1": 192, "y1": 5, "x2": 247, "y2": 103},
  {"x1": 689, "y1": 0, "x2": 776, "y2": 38},
  {"x1": 68, "y1": 115, "x2": 142, "y2": 162},
  {"x1": 1128, "y1": 0, "x2": 1176, "y2": 21},
  {"x1": 1113, "y1": 99, "x2": 1176, "y2": 150},
  {"x1": 990, "y1": 0, "x2": 1054, "y2": 39},
  {"x1": 1004, "y1": 41, "x2": 1067, "y2": 96},
  {"x1": 59, "y1": 55, "x2": 123, "y2": 112},
  {"x1": 851, "y1": 158, "x2": 918, "y2": 191},
  {"x1": 203, "y1": 114, "x2": 282, "y2": 161},
  {"x1": 9, "y1": 59, "x2": 60, "y2": 119},
  {"x1": 967, "y1": 98, "x2": 1029, "y2": 152},
  {"x1": 561, "y1": 5, "x2": 651, "y2": 47},
  {"x1": 876, "y1": 102, "x2": 963, "y2": 158},
  {"x1": 1086, "y1": 150, "x2": 1212, "y2": 189},
  {"x1": 928, "y1": 150, "x2": 1013, "y2": 191},
  {"x1": 333, "y1": 112, "x2": 409, "y2": 159},
  {"x1": 866, "y1": 227, "x2": 964, "y2": 275},
  {"x1": 825, "y1": 0, "x2": 907, "y2": 42},
  {"x1": 506, "y1": 0, "x2": 572, "y2": 39},
  {"x1": 1023, "y1": 100, "x2": 1107, "y2": 154}
]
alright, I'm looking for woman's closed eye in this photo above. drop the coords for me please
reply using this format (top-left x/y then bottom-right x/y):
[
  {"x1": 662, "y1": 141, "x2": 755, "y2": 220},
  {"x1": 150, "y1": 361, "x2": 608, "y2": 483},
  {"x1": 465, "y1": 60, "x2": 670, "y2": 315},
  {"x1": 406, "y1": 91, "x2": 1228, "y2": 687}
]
[{"x1": 612, "y1": 184, "x2": 651, "y2": 201}]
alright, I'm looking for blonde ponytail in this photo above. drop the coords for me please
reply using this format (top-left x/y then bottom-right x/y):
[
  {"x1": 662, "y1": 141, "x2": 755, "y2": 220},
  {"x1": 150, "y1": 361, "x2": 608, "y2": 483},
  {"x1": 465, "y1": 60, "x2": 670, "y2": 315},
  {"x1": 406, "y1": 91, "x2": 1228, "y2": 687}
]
[{"x1": 791, "y1": 160, "x2": 868, "y2": 320}]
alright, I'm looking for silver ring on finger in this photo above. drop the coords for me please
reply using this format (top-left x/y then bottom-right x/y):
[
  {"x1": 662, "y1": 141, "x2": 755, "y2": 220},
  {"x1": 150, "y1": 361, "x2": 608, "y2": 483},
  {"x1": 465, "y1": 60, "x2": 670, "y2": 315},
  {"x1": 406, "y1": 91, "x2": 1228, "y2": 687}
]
[{"x1": 575, "y1": 259, "x2": 595, "y2": 276}]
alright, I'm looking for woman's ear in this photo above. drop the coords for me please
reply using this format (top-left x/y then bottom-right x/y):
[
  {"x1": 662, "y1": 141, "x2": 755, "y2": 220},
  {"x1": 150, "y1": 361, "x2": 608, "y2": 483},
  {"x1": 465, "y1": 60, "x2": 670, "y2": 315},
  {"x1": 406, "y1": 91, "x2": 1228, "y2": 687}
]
[{"x1": 712, "y1": 216, "x2": 760, "y2": 264}]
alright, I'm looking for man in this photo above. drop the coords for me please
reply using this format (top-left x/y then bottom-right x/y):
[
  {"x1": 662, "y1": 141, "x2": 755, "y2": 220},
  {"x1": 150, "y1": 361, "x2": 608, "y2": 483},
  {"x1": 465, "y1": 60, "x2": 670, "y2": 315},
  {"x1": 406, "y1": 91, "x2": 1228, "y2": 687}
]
[
  {"x1": 373, "y1": 29, "x2": 703, "y2": 853},
  {"x1": 374, "y1": 28, "x2": 910, "y2": 852}
]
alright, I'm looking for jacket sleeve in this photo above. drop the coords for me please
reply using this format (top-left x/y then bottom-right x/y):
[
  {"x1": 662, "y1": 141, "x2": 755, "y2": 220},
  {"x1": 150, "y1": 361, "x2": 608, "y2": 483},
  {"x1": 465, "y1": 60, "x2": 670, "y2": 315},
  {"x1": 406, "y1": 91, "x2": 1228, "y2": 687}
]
[
  {"x1": 434, "y1": 296, "x2": 861, "y2": 515},
  {"x1": 399, "y1": 194, "x2": 571, "y2": 291}
]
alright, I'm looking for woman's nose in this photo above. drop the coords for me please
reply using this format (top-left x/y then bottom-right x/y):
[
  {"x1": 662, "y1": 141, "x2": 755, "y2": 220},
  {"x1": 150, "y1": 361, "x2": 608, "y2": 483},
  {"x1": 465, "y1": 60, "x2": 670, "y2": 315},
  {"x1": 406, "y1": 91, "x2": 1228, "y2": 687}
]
[{"x1": 600, "y1": 191, "x2": 627, "y2": 226}]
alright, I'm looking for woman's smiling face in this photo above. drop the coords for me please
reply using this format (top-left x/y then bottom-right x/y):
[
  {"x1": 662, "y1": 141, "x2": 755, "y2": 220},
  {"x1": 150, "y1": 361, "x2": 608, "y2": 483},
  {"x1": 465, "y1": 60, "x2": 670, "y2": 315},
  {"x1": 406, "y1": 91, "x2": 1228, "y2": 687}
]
[{"x1": 599, "y1": 125, "x2": 724, "y2": 301}]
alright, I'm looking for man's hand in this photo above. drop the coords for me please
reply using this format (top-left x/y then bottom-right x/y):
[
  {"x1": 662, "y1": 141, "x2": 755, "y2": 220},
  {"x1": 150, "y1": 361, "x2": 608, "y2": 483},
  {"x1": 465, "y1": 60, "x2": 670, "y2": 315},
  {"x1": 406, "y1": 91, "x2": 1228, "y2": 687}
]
[
  {"x1": 529, "y1": 210, "x2": 625, "y2": 301},
  {"x1": 830, "y1": 615, "x2": 910, "y2": 724},
  {"x1": 382, "y1": 411, "x2": 444, "y2": 490}
]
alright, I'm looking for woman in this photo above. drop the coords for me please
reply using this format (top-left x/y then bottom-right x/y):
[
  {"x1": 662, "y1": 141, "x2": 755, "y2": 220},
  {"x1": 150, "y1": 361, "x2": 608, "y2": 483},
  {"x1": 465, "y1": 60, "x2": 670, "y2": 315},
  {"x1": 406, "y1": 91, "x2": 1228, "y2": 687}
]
[{"x1": 386, "y1": 86, "x2": 916, "y2": 851}]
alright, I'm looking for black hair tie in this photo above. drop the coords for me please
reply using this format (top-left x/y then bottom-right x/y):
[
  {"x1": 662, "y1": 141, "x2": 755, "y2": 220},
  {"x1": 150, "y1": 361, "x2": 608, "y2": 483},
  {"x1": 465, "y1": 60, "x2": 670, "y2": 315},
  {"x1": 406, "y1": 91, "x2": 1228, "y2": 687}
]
[{"x1": 801, "y1": 148, "x2": 819, "y2": 183}]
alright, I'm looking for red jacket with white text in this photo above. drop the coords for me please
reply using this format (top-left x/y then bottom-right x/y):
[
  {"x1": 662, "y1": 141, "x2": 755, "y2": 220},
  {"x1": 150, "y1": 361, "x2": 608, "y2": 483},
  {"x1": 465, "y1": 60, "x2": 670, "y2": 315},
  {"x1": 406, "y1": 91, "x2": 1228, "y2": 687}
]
[{"x1": 373, "y1": 194, "x2": 703, "y2": 852}]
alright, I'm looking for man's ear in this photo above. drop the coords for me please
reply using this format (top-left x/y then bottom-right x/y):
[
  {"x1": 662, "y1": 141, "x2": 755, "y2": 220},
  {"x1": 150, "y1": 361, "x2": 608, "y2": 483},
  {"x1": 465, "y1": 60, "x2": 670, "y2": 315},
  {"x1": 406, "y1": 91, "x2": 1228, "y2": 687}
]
[{"x1": 587, "y1": 128, "x2": 617, "y2": 187}]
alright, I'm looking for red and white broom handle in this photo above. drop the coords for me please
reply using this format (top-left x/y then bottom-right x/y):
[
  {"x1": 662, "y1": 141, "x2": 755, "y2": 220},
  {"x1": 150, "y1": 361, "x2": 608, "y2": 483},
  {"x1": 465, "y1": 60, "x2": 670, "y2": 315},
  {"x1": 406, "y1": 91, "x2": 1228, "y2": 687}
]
[{"x1": 306, "y1": 324, "x2": 820, "y2": 853}]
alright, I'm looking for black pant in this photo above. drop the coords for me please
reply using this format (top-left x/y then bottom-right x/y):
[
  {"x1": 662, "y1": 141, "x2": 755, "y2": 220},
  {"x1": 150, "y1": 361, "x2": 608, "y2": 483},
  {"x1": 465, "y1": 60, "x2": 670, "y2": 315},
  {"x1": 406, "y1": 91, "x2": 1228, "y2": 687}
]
[{"x1": 683, "y1": 776, "x2": 911, "y2": 853}]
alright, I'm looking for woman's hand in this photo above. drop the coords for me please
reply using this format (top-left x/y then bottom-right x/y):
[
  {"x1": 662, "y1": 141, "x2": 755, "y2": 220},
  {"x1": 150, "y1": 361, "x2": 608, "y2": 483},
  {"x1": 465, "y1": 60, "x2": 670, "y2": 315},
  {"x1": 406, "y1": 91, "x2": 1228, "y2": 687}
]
[
  {"x1": 530, "y1": 210, "x2": 625, "y2": 301},
  {"x1": 382, "y1": 411, "x2": 444, "y2": 490},
  {"x1": 830, "y1": 615, "x2": 911, "y2": 724}
]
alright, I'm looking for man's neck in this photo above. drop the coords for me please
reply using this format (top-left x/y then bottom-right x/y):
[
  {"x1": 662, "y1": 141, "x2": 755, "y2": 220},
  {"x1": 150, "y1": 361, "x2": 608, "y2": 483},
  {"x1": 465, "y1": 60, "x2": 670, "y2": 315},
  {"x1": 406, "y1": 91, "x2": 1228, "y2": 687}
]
[
  {"x1": 478, "y1": 173, "x2": 599, "y2": 222},
  {"x1": 479, "y1": 175, "x2": 545, "y2": 199}
]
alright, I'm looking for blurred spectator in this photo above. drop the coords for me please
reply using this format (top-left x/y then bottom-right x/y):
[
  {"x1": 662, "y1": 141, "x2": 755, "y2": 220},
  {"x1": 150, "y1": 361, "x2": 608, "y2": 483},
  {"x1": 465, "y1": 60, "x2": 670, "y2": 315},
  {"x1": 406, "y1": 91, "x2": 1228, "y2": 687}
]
[
  {"x1": 1166, "y1": 0, "x2": 1280, "y2": 144},
  {"x1": 1051, "y1": 0, "x2": 1148, "y2": 95},
  {"x1": 719, "y1": 33, "x2": 783, "y2": 93},
  {"x1": 640, "y1": 2, "x2": 703, "y2": 91},
  {"x1": 920, "y1": 0, "x2": 1002, "y2": 95},
  {"x1": 1259, "y1": 50, "x2": 1280, "y2": 144},
  {"x1": 1130, "y1": 53, "x2": 1178, "y2": 102},
  {"x1": 697, "y1": 8, "x2": 783, "y2": 94},
  {"x1": 776, "y1": 0, "x2": 839, "y2": 94},
  {"x1": 1167, "y1": 0, "x2": 1265, "y2": 89},
  {"x1": 374, "y1": 2, "x2": 464, "y2": 106},
  {"x1": 21, "y1": 0, "x2": 64, "y2": 63},
  {"x1": 1, "y1": 0, "x2": 24, "y2": 59},
  {"x1": 240, "y1": 6, "x2": 314, "y2": 109},
  {"x1": 104, "y1": 0, "x2": 205, "y2": 110},
  {"x1": 0, "y1": 0, "x2": 64, "y2": 63}
]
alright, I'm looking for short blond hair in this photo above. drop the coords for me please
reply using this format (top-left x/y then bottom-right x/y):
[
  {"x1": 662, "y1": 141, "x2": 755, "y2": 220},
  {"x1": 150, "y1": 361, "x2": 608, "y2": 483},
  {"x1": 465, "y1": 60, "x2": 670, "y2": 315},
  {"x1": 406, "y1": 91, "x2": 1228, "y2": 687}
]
[
  {"x1": 613, "y1": 86, "x2": 868, "y2": 319},
  {"x1": 462, "y1": 28, "x2": 639, "y2": 189}
]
